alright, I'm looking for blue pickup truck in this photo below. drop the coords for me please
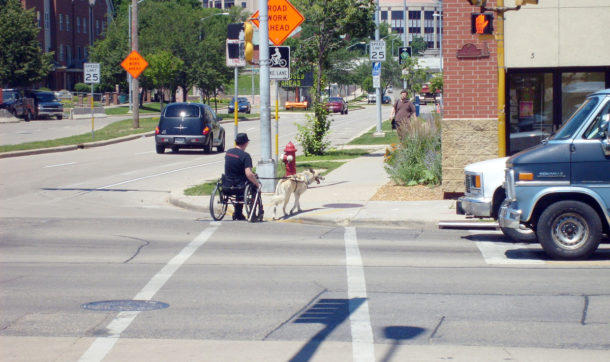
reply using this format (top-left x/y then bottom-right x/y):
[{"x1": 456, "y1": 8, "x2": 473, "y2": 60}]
[{"x1": 499, "y1": 89, "x2": 610, "y2": 260}]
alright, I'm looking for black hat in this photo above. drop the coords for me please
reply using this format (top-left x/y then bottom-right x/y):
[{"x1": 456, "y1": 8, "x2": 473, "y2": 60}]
[{"x1": 235, "y1": 133, "x2": 250, "y2": 145}]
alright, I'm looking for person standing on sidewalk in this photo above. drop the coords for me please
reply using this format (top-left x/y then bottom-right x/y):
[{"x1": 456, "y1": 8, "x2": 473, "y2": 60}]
[
  {"x1": 390, "y1": 89, "x2": 416, "y2": 142},
  {"x1": 224, "y1": 133, "x2": 261, "y2": 220}
]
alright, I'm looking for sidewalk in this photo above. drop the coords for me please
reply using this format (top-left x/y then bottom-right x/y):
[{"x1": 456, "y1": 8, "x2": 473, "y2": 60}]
[{"x1": 169, "y1": 147, "x2": 469, "y2": 229}]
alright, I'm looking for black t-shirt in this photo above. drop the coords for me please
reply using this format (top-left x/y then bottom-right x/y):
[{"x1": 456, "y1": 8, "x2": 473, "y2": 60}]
[{"x1": 224, "y1": 147, "x2": 253, "y2": 186}]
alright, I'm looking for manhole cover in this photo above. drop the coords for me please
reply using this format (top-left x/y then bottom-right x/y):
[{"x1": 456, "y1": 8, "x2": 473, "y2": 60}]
[{"x1": 81, "y1": 300, "x2": 169, "y2": 312}]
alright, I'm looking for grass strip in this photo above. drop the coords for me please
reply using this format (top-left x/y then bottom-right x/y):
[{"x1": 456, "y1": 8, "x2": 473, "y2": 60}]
[
  {"x1": 184, "y1": 159, "x2": 351, "y2": 196},
  {"x1": 0, "y1": 117, "x2": 159, "y2": 153},
  {"x1": 348, "y1": 118, "x2": 398, "y2": 145}
]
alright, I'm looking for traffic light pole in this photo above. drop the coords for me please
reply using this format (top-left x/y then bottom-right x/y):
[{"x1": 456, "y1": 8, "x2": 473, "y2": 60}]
[
  {"x1": 257, "y1": 0, "x2": 276, "y2": 192},
  {"x1": 496, "y1": 0, "x2": 506, "y2": 157},
  {"x1": 234, "y1": 67, "x2": 239, "y2": 143}
]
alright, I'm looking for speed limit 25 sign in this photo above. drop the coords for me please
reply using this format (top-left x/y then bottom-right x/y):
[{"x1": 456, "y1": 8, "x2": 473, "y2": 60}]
[
  {"x1": 369, "y1": 40, "x2": 386, "y2": 61},
  {"x1": 84, "y1": 63, "x2": 100, "y2": 84}
]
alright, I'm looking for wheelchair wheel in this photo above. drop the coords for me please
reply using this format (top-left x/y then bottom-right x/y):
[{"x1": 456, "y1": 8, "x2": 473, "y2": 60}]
[
  {"x1": 244, "y1": 183, "x2": 263, "y2": 222},
  {"x1": 210, "y1": 183, "x2": 227, "y2": 221}
]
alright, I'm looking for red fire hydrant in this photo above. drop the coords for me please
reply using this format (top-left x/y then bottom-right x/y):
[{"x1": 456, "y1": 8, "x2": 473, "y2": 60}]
[{"x1": 281, "y1": 141, "x2": 297, "y2": 176}]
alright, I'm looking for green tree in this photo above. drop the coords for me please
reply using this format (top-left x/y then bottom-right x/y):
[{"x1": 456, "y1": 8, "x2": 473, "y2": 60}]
[
  {"x1": 401, "y1": 56, "x2": 429, "y2": 97},
  {"x1": 142, "y1": 51, "x2": 183, "y2": 109},
  {"x1": 430, "y1": 73, "x2": 443, "y2": 94},
  {"x1": 89, "y1": 12, "x2": 130, "y2": 92},
  {"x1": 0, "y1": 0, "x2": 54, "y2": 87},
  {"x1": 289, "y1": 0, "x2": 375, "y2": 155},
  {"x1": 410, "y1": 36, "x2": 427, "y2": 56}
]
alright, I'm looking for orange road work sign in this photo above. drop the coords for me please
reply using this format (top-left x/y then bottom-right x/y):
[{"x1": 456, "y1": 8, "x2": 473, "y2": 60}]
[
  {"x1": 121, "y1": 51, "x2": 149, "y2": 79},
  {"x1": 251, "y1": 0, "x2": 305, "y2": 46}
]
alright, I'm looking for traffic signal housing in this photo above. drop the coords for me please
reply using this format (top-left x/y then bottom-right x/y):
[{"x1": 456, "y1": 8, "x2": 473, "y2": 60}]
[
  {"x1": 471, "y1": 13, "x2": 493, "y2": 35},
  {"x1": 467, "y1": 0, "x2": 486, "y2": 6},
  {"x1": 399, "y1": 47, "x2": 411, "y2": 64},
  {"x1": 243, "y1": 21, "x2": 254, "y2": 64},
  {"x1": 515, "y1": 0, "x2": 538, "y2": 5}
]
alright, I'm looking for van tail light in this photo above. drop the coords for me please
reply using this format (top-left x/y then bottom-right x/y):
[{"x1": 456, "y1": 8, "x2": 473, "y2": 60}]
[
  {"x1": 155, "y1": 126, "x2": 160, "y2": 135},
  {"x1": 203, "y1": 126, "x2": 210, "y2": 135}
]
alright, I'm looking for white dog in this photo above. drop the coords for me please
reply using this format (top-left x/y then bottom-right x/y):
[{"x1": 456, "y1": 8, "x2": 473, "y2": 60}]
[{"x1": 272, "y1": 168, "x2": 324, "y2": 219}]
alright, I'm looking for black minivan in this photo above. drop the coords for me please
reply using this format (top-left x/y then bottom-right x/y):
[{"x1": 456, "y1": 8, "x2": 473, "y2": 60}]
[{"x1": 155, "y1": 103, "x2": 225, "y2": 154}]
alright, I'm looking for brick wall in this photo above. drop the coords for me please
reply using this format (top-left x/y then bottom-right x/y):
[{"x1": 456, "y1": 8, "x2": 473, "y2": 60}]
[{"x1": 441, "y1": 0, "x2": 499, "y2": 193}]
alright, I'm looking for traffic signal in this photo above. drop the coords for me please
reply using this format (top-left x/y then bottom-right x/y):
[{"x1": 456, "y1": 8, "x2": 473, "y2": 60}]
[
  {"x1": 399, "y1": 47, "x2": 411, "y2": 64},
  {"x1": 243, "y1": 21, "x2": 254, "y2": 64},
  {"x1": 515, "y1": 0, "x2": 538, "y2": 5},
  {"x1": 227, "y1": 23, "x2": 243, "y2": 62},
  {"x1": 471, "y1": 13, "x2": 493, "y2": 34}
]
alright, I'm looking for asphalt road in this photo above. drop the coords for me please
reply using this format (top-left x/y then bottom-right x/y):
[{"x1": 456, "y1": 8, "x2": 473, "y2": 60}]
[{"x1": 1, "y1": 104, "x2": 608, "y2": 361}]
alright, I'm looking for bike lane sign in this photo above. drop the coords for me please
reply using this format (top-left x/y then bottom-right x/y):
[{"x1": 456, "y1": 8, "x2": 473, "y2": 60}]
[{"x1": 269, "y1": 46, "x2": 290, "y2": 80}]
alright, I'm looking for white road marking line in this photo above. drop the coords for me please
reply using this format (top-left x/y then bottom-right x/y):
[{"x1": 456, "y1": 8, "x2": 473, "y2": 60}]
[
  {"x1": 96, "y1": 160, "x2": 222, "y2": 190},
  {"x1": 135, "y1": 151, "x2": 154, "y2": 155},
  {"x1": 44, "y1": 162, "x2": 76, "y2": 168},
  {"x1": 78, "y1": 224, "x2": 220, "y2": 362},
  {"x1": 471, "y1": 231, "x2": 544, "y2": 265},
  {"x1": 344, "y1": 227, "x2": 375, "y2": 362}
]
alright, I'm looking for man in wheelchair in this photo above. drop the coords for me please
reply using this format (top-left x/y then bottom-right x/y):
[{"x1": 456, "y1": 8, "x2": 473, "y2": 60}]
[{"x1": 223, "y1": 133, "x2": 262, "y2": 220}]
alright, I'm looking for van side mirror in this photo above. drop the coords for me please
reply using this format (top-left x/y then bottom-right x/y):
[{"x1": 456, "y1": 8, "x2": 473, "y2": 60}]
[{"x1": 602, "y1": 117, "x2": 610, "y2": 156}]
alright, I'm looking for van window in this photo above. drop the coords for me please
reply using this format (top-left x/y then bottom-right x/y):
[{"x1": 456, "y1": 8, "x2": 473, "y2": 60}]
[
  {"x1": 583, "y1": 101, "x2": 610, "y2": 140},
  {"x1": 552, "y1": 97, "x2": 599, "y2": 140},
  {"x1": 164, "y1": 104, "x2": 199, "y2": 117}
]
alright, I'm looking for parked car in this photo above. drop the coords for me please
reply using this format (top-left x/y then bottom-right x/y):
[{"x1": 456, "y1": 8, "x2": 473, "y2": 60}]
[
  {"x1": 325, "y1": 97, "x2": 348, "y2": 114},
  {"x1": 499, "y1": 88, "x2": 610, "y2": 260},
  {"x1": 155, "y1": 102, "x2": 225, "y2": 154},
  {"x1": 54, "y1": 89, "x2": 73, "y2": 100},
  {"x1": 228, "y1": 97, "x2": 251, "y2": 114},
  {"x1": 456, "y1": 157, "x2": 536, "y2": 242},
  {"x1": 367, "y1": 93, "x2": 391, "y2": 104},
  {"x1": 24, "y1": 90, "x2": 64, "y2": 120},
  {"x1": 1, "y1": 89, "x2": 35, "y2": 121},
  {"x1": 367, "y1": 93, "x2": 376, "y2": 103}
]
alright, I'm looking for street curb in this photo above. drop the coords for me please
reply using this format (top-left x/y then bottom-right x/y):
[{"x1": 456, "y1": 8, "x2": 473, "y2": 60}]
[
  {"x1": 168, "y1": 192, "x2": 445, "y2": 230},
  {"x1": 0, "y1": 131, "x2": 155, "y2": 159}
]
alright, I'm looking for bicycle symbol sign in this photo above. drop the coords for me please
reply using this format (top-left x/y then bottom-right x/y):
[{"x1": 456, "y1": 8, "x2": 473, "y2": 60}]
[{"x1": 269, "y1": 46, "x2": 290, "y2": 80}]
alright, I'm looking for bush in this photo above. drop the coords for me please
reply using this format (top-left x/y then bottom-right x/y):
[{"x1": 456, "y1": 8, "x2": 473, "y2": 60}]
[
  {"x1": 73, "y1": 82, "x2": 90, "y2": 93},
  {"x1": 295, "y1": 102, "x2": 331, "y2": 156},
  {"x1": 384, "y1": 114, "x2": 442, "y2": 186}
]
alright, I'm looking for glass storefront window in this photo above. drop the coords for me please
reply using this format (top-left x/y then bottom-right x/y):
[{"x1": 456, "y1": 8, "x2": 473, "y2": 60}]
[
  {"x1": 508, "y1": 73, "x2": 553, "y2": 154},
  {"x1": 561, "y1": 72, "x2": 605, "y2": 124}
]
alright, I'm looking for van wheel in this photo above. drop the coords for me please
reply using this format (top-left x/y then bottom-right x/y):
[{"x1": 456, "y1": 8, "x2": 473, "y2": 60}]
[
  {"x1": 156, "y1": 145, "x2": 165, "y2": 154},
  {"x1": 57, "y1": 115, "x2": 63, "y2": 120},
  {"x1": 537, "y1": 200, "x2": 602, "y2": 260}
]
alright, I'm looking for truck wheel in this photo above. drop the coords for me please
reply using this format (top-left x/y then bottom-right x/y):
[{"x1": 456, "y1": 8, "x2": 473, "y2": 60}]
[
  {"x1": 24, "y1": 111, "x2": 32, "y2": 122},
  {"x1": 537, "y1": 200, "x2": 602, "y2": 260},
  {"x1": 500, "y1": 225, "x2": 537, "y2": 242}
]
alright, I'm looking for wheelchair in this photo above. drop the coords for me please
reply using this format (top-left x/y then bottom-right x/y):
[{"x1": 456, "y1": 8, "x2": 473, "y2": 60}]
[{"x1": 209, "y1": 175, "x2": 264, "y2": 222}]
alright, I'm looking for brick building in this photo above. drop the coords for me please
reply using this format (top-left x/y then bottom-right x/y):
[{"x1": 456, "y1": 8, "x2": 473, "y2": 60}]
[
  {"x1": 22, "y1": 0, "x2": 114, "y2": 90},
  {"x1": 441, "y1": 0, "x2": 610, "y2": 193}
]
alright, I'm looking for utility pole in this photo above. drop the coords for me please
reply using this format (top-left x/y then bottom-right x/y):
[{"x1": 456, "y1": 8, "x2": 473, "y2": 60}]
[
  {"x1": 403, "y1": 0, "x2": 407, "y2": 90},
  {"x1": 131, "y1": 0, "x2": 139, "y2": 128},
  {"x1": 374, "y1": 0, "x2": 383, "y2": 136},
  {"x1": 257, "y1": 0, "x2": 276, "y2": 192}
]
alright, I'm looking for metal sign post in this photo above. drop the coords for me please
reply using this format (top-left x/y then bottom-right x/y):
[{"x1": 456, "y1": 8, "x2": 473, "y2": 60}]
[{"x1": 84, "y1": 62, "x2": 100, "y2": 139}]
